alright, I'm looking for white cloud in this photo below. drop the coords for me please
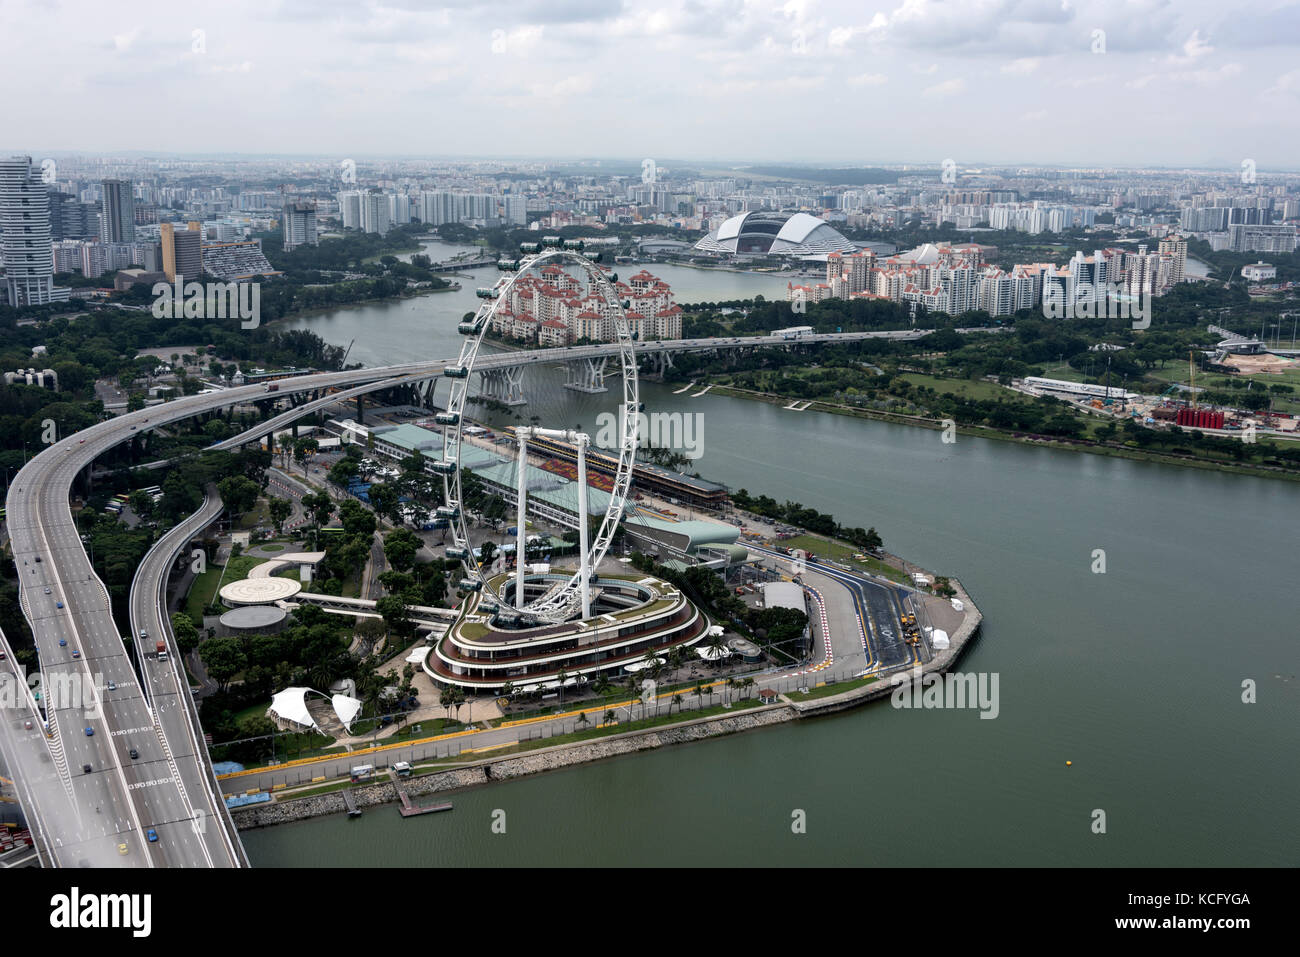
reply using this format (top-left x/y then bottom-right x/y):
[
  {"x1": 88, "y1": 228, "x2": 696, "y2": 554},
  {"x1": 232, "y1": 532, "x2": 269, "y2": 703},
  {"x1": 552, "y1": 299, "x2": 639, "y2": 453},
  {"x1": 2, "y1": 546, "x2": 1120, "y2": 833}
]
[
  {"x1": 923, "y1": 77, "x2": 965, "y2": 96},
  {"x1": 1002, "y1": 57, "x2": 1041, "y2": 75},
  {"x1": 531, "y1": 73, "x2": 594, "y2": 98},
  {"x1": 1265, "y1": 69, "x2": 1300, "y2": 96},
  {"x1": 847, "y1": 72, "x2": 888, "y2": 86},
  {"x1": 1128, "y1": 62, "x2": 1242, "y2": 89},
  {"x1": 111, "y1": 28, "x2": 141, "y2": 52},
  {"x1": 1162, "y1": 28, "x2": 1213, "y2": 65}
]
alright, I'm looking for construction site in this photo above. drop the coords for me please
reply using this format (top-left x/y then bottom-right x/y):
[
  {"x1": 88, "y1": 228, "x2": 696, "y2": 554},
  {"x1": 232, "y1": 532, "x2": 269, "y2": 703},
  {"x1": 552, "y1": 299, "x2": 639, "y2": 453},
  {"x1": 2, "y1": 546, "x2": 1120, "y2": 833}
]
[{"x1": 1015, "y1": 342, "x2": 1300, "y2": 438}]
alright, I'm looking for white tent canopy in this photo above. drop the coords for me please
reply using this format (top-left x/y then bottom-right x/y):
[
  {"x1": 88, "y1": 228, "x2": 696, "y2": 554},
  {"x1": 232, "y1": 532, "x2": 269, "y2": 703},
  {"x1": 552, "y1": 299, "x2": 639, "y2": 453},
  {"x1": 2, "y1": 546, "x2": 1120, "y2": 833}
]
[
  {"x1": 624, "y1": 657, "x2": 666, "y2": 673},
  {"x1": 269, "y1": 687, "x2": 321, "y2": 732},
  {"x1": 695, "y1": 645, "x2": 732, "y2": 661},
  {"x1": 331, "y1": 694, "x2": 364, "y2": 732}
]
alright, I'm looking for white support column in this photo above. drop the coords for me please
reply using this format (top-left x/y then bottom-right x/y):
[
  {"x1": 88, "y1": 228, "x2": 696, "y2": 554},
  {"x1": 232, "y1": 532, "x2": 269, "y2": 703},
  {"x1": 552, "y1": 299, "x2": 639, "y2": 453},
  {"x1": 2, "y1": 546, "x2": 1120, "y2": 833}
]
[
  {"x1": 514, "y1": 432, "x2": 529, "y2": 610},
  {"x1": 577, "y1": 437, "x2": 591, "y2": 619}
]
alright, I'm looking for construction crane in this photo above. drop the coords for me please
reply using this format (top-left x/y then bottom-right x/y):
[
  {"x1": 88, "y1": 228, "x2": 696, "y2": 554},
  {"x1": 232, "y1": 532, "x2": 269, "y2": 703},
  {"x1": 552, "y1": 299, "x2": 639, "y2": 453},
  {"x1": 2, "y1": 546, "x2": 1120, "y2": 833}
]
[{"x1": 1189, "y1": 350, "x2": 1197, "y2": 409}]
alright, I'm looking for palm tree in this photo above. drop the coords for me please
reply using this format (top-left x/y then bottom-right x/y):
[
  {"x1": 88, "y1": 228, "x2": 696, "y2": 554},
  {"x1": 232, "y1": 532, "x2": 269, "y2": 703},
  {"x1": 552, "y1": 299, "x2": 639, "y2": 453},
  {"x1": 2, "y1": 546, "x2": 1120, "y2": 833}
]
[
  {"x1": 576, "y1": 711, "x2": 590, "y2": 732},
  {"x1": 693, "y1": 680, "x2": 708, "y2": 710},
  {"x1": 622, "y1": 675, "x2": 640, "y2": 722},
  {"x1": 707, "y1": 633, "x2": 728, "y2": 668},
  {"x1": 556, "y1": 670, "x2": 570, "y2": 708},
  {"x1": 665, "y1": 646, "x2": 681, "y2": 678},
  {"x1": 603, "y1": 709, "x2": 617, "y2": 728},
  {"x1": 670, "y1": 693, "x2": 683, "y2": 717},
  {"x1": 499, "y1": 681, "x2": 514, "y2": 718},
  {"x1": 592, "y1": 674, "x2": 611, "y2": 709},
  {"x1": 741, "y1": 677, "x2": 755, "y2": 700},
  {"x1": 725, "y1": 677, "x2": 739, "y2": 706},
  {"x1": 438, "y1": 684, "x2": 456, "y2": 721}
]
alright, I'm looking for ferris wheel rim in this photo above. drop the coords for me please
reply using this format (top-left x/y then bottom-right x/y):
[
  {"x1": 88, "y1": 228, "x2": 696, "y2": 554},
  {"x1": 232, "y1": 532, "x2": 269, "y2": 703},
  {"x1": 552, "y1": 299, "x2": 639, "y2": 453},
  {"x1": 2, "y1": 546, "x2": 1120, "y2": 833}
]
[{"x1": 439, "y1": 247, "x2": 639, "y2": 624}]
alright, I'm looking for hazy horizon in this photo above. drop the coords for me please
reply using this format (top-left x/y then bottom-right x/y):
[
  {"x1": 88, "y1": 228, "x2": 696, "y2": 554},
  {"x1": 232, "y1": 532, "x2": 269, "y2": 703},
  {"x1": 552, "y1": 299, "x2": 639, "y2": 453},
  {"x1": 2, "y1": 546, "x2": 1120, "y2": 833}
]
[{"x1": 3, "y1": 0, "x2": 1298, "y2": 168}]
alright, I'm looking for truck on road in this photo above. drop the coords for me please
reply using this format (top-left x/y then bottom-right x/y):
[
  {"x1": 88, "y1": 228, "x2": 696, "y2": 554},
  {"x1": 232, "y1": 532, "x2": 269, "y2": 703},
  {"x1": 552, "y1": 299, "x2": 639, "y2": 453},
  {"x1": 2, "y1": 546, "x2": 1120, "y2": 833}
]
[{"x1": 155, "y1": 640, "x2": 169, "y2": 662}]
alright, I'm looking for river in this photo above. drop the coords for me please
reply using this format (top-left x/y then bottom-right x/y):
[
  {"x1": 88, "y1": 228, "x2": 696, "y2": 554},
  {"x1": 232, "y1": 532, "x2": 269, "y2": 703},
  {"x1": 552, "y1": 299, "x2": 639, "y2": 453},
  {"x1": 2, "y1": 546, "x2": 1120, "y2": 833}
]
[{"x1": 245, "y1": 246, "x2": 1298, "y2": 867}]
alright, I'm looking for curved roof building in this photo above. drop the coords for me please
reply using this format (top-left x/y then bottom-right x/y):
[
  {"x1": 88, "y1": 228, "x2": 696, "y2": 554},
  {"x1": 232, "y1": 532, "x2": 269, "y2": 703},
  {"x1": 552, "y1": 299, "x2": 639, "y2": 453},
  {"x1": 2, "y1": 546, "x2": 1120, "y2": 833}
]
[{"x1": 695, "y1": 212, "x2": 858, "y2": 257}]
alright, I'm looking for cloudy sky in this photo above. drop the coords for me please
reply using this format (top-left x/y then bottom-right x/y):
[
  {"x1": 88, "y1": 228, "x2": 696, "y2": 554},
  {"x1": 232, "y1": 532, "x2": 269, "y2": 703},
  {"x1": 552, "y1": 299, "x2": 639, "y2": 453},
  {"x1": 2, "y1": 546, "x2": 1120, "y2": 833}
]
[{"x1": 4, "y1": 0, "x2": 1299, "y2": 168}]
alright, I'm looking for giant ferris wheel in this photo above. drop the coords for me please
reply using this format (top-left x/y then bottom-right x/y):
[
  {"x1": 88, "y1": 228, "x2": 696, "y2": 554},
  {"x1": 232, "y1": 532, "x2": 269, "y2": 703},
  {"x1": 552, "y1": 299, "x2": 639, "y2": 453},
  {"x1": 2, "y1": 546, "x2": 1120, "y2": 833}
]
[{"x1": 434, "y1": 240, "x2": 639, "y2": 624}]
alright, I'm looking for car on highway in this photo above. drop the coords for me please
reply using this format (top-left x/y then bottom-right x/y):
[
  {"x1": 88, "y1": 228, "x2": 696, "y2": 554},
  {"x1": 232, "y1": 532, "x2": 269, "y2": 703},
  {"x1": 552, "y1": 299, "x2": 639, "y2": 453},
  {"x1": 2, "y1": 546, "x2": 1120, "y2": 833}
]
[
  {"x1": 84, "y1": 726, "x2": 93, "y2": 736},
  {"x1": 44, "y1": 587, "x2": 50, "y2": 594},
  {"x1": 82, "y1": 764, "x2": 92, "y2": 774},
  {"x1": 79, "y1": 439, "x2": 85, "y2": 444},
  {"x1": 129, "y1": 425, "x2": 136, "y2": 430},
  {"x1": 71, "y1": 650, "x2": 80, "y2": 659},
  {"x1": 146, "y1": 829, "x2": 158, "y2": 843},
  {"x1": 118, "y1": 843, "x2": 129, "y2": 855},
  {"x1": 129, "y1": 747, "x2": 139, "y2": 759},
  {"x1": 34, "y1": 555, "x2": 41, "y2": 563},
  {"x1": 107, "y1": 680, "x2": 116, "y2": 691},
  {"x1": 0, "y1": 650, "x2": 6, "y2": 661},
  {"x1": 55, "y1": 601, "x2": 63, "y2": 609},
  {"x1": 58, "y1": 638, "x2": 66, "y2": 646},
  {"x1": 23, "y1": 720, "x2": 32, "y2": 730}
]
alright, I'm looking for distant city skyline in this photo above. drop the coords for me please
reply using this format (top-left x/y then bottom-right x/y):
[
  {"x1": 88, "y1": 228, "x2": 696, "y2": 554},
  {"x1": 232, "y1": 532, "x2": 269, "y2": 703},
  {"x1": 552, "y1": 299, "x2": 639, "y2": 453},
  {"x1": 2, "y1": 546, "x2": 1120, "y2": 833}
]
[{"x1": 4, "y1": 0, "x2": 1299, "y2": 166}]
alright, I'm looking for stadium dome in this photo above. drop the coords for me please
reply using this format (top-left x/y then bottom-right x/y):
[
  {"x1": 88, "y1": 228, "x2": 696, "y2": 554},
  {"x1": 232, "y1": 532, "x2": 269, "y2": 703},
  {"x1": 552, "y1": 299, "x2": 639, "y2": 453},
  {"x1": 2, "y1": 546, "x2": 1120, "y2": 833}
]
[{"x1": 694, "y1": 212, "x2": 858, "y2": 256}]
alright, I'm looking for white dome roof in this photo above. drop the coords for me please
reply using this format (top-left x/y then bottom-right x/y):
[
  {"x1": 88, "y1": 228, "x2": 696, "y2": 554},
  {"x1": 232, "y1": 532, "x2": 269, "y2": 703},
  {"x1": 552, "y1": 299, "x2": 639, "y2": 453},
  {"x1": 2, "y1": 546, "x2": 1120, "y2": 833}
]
[{"x1": 696, "y1": 211, "x2": 858, "y2": 256}]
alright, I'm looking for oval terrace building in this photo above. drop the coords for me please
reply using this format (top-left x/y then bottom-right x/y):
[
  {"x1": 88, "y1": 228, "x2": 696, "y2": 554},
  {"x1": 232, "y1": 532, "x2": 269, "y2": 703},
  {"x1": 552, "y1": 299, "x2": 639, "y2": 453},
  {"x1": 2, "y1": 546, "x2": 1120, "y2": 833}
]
[{"x1": 424, "y1": 572, "x2": 708, "y2": 693}]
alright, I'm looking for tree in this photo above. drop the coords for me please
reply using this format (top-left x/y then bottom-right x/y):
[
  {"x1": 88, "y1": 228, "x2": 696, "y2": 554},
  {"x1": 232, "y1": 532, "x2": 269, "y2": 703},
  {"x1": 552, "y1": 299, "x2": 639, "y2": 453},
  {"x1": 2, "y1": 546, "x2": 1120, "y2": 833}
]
[
  {"x1": 292, "y1": 437, "x2": 319, "y2": 474},
  {"x1": 128, "y1": 489, "x2": 155, "y2": 520},
  {"x1": 375, "y1": 595, "x2": 415, "y2": 639},
  {"x1": 200, "y1": 637, "x2": 247, "y2": 692},
  {"x1": 328, "y1": 457, "x2": 359, "y2": 488},
  {"x1": 693, "y1": 681, "x2": 708, "y2": 708},
  {"x1": 338, "y1": 498, "x2": 376, "y2": 538},
  {"x1": 170, "y1": 612, "x2": 200, "y2": 655},
  {"x1": 216, "y1": 475, "x2": 261, "y2": 518},
  {"x1": 268, "y1": 496, "x2": 293, "y2": 533},
  {"x1": 301, "y1": 491, "x2": 335, "y2": 529},
  {"x1": 383, "y1": 527, "x2": 421, "y2": 572},
  {"x1": 368, "y1": 483, "x2": 400, "y2": 523}
]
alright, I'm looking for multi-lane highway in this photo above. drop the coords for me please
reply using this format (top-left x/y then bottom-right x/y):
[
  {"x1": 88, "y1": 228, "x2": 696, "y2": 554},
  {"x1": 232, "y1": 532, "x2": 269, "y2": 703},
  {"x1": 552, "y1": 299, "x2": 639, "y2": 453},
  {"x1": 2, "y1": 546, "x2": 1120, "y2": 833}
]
[{"x1": 1, "y1": 329, "x2": 967, "y2": 865}]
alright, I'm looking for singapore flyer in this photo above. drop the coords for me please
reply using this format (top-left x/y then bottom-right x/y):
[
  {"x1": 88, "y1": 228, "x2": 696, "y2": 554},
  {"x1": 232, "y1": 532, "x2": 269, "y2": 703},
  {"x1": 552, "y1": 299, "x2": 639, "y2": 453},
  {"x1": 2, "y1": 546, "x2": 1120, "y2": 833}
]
[{"x1": 435, "y1": 239, "x2": 639, "y2": 625}]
